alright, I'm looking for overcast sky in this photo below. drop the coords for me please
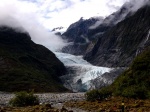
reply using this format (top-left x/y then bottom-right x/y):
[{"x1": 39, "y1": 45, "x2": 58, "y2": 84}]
[
  {"x1": 17, "y1": 0, "x2": 130, "y2": 30},
  {"x1": 2, "y1": 0, "x2": 143, "y2": 51},
  {"x1": 0, "y1": 0, "x2": 148, "y2": 51}
]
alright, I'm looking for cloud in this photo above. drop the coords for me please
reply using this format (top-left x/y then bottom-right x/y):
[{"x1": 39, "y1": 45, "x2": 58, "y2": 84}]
[
  {"x1": 17, "y1": 0, "x2": 150, "y2": 31},
  {"x1": 21, "y1": 0, "x2": 130, "y2": 30},
  {"x1": 89, "y1": 0, "x2": 150, "y2": 29},
  {"x1": 0, "y1": 0, "x2": 67, "y2": 51},
  {"x1": 1, "y1": 0, "x2": 148, "y2": 52},
  {"x1": 129, "y1": 0, "x2": 150, "y2": 12}
]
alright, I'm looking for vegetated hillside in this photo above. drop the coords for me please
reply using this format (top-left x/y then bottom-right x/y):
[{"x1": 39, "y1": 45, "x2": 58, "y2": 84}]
[
  {"x1": 84, "y1": 5, "x2": 150, "y2": 67},
  {"x1": 0, "y1": 26, "x2": 68, "y2": 92},
  {"x1": 105, "y1": 48, "x2": 150, "y2": 99}
]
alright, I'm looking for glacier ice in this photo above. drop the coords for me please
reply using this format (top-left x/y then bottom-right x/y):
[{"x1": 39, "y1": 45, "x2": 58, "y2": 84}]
[
  {"x1": 55, "y1": 52, "x2": 90, "y2": 65},
  {"x1": 55, "y1": 52, "x2": 116, "y2": 92}
]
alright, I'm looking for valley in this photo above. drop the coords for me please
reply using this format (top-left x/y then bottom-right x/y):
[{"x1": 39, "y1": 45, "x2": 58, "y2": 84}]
[
  {"x1": 55, "y1": 52, "x2": 123, "y2": 92},
  {"x1": 0, "y1": 0, "x2": 150, "y2": 111}
]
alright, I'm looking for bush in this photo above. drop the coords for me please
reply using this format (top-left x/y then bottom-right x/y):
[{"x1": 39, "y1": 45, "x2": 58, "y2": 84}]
[
  {"x1": 122, "y1": 85, "x2": 149, "y2": 99},
  {"x1": 99, "y1": 87, "x2": 112, "y2": 99},
  {"x1": 85, "y1": 88, "x2": 112, "y2": 101},
  {"x1": 9, "y1": 91, "x2": 39, "y2": 107},
  {"x1": 85, "y1": 89, "x2": 100, "y2": 101}
]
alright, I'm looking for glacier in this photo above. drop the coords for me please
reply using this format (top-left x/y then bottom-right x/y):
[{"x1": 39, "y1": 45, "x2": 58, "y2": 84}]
[{"x1": 55, "y1": 52, "x2": 123, "y2": 92}]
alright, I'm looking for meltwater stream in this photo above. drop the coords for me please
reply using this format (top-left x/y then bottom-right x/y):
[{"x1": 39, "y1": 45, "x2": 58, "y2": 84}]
[{"x1": 55, "y1": 52, "x2": 123, "y2": 92}]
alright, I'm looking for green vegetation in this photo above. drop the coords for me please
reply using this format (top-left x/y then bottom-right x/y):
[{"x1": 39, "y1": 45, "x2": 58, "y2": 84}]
[
  {"x1": 86, "y1": 49, "x2": 150, "y2": 100},
  {"x1": 112, "y1": 49, "x2": 150, "y2": 99},
  {"x1": 0, "y1": 27, "x2": 68, "y2": 92},
  {"x1": 9, "y1": 91, "x2": 39, "y2": 107},
  {"x1": 85, "y1": 87, "x2": 112, "y2": 101},
  {"x1": 85, "y1": 89, "x2": 100, "y2": 101}
]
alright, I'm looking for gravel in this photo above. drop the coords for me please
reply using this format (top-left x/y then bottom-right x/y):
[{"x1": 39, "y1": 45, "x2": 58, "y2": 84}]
[{"x1": 0, "y1": 92, "x2": 86, "y2": 112}]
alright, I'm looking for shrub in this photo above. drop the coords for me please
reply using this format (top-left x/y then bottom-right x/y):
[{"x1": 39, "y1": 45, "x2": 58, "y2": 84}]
[
  {"x1": 9, "y1": 91, "x2": 39, "y2": 107},
  {"x1": 85, "y1": 89, "x2": 100, "y2": 101},
  {"x1": 112, "y1": 49, "x2": 150, "y2": 99},
  {"x1": 122, "y1": 85, "x2": 149, "y2": 99},
  {"x1": 99, "y1": 87, "x2": 112, "y2": 99},
  {"x1": 85, "y1": 87, "x2": 113, "y2": 102}
]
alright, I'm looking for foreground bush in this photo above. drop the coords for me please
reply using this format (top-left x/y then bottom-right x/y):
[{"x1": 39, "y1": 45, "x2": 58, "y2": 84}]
[
  {"x1": 85, "y1": 89, "x2": 100, "y2": 101},
  {"x1": 85, "y1": 88, "x2": 112, "y2": 101},
  {"x1": 112, "y1": 49, "x2": 150, "y2": 99},
  {"x1": 9, "y1": 91, "x2": 39, "y2": 107}
]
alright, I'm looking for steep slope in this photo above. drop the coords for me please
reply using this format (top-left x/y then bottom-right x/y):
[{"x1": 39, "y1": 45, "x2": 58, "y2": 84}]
[
  {"x1": 0, "y1": 26, "x2": 68, "y2": 92},
  {"x1": 61, "y1": 17, "x2": 99, "y2": 55},
  {"x1": 101, "y1": 48, "x2": 150, "y2": 99},
  {"x1": 87, "y1": 2, "x2": 133, "y2": 37},
  {"x1": 61, "y1": 2, "x2": 132, "y2": 55},
  {"x1": 84, "y1": 5, "x2": 150, "y2": 67},
  {"x1": 62, "y1": 18, "x2": 99, "y2": 43}
]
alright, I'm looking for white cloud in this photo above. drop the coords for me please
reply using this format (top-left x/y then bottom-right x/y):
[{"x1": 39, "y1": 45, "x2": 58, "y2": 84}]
[
  {"x1": 89, "y1": 0, "x2": 150, "y2": 29},
  {"x1": 0, "y1": 0, "x2": 148, "y2": 51},
  {"x1": 0, "y1": 0, "x2": 67, "y2": 51},
  {"x1": 22, "y1": 0, "x2": 130, "y2": 30},
  {"x1": 16, "y1": 0, "x2": 149, "y2": 30},
  {"x1": 129, "y1": 0, "x2": 150, "y2": 12}
]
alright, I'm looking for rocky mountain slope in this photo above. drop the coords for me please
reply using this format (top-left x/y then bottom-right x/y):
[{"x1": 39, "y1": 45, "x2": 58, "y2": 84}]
[
  {"x1": 61, "y1": 17, "x2": 99, "y2": 55},
  {"x1": 101, "y1": 48, "x2": 150, "y2": 99},
  {"x1": 0, "y1": 26, "x2": 68, "y2": 92},
  {"x1": 84, "y1": 5, "x2": 150, "y2": 67},
  {"x1": 61, "y1": 2, "x2": 133, "y2": 55}
]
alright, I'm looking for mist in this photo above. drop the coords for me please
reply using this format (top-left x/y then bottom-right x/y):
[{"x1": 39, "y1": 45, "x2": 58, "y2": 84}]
[
  {"x1": 129, "y1": 0, "x2": 150, "y2": 12},
  {"x1": 0, "y1": 0, "x2": 67, "y2": 51},
  {"x1": 89, "y1": 0, "x2": 150, "y2": 30}
]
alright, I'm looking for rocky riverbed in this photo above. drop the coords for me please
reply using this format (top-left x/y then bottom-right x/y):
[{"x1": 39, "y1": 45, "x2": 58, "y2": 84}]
[{"x1": 0, "y1": 92, "x2": 87, "y2": 112}]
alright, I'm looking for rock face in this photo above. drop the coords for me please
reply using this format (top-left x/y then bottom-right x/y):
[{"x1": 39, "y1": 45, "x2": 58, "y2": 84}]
[
  {"x1": 61, "y1": 3, "x2": 133, "y2": 56},
  {"x1": 0, "y1": 26, "x2": 68, "y2": 92},
  {"x1": 89, "y1": 68, "x2": 126, "y2": 89},
  {"x1": 61, "y1": 17, "x2": 99, "y2": 55},
  {"x1": 84, "y1": 5, "x2": 150, "y2": 67},
  {"x1": 62, "y1": 4, "x2": 132, "y2": 55},
  {"x1": 102, "y1": 48, "x2": 150, "y2": 99}
]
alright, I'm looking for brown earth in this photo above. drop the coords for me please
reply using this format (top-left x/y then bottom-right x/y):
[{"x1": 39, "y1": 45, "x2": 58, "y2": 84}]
[{"x1": 65, "y1": 97, "x2": 150, "y2": 112}]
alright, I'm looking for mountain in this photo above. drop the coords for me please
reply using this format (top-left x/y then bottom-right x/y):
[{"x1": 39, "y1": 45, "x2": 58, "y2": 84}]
[
  {"x1": 0, "y1": 26, "x2": 68, "y2": 92},
  {"x1": 61, "y1": 2, "x2": 133, "y2": 55},
  {"x1": 52, "y1": 27, "x2": 64, "y2": 32},
  {"x1": 61, "y1": 17, "x2": 99, "y2": 55},
  {"x1": 88, "y1": 2, "x2": 133, "y2": 35},
  {"x1": 55, "y1": 52, "x2": 118, "y2": 92},
  {"x1": 51, "y1": 26, "x2": 67, "y2": 35},
  {"x1": 84, "y1": 5, "x2": 150, "y2": 67},
  {"x1": 100, "y1": 48, "x2": 150, "y2": 99}
]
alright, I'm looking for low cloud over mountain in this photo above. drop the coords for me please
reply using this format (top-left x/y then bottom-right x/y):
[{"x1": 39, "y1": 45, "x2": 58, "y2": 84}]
[{"x1": 0, "y1": 0, "x2": 67, "y2": 51}]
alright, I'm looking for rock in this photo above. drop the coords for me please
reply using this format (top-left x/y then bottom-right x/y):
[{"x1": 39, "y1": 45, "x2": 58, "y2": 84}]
[
  {"x1": 45, "y1": 103, "x2": 52, "y2": 108},
  {"x1": 84, "y1": 5, "x2": 150, "y2": 67},
  {"x1": 61, "y1": 106, "x2": 68, "y2": 112}
]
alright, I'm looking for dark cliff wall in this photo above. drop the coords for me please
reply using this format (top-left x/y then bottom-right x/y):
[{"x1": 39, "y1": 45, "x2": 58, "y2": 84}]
[{"x1": 84, "y1": 5, "x2": 150, "y2": 67}]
